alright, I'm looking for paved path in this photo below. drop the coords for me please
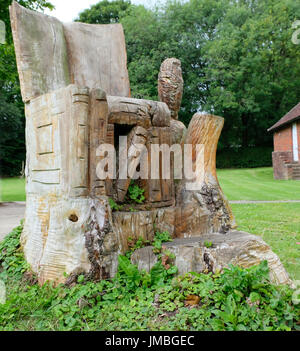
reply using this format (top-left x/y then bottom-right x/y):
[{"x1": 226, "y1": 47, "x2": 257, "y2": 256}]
[
  {"x1": 230, "y1": 200, "x2": 300, "y2": 204},
  {"x1": 0, "y1": 202, "x2": 25, "y2": 242}
]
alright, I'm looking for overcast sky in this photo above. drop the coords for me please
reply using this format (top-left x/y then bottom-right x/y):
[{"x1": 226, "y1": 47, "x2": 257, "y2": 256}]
[{"x1": 44, "y1": 0, "x2": 164, "y2": 22}]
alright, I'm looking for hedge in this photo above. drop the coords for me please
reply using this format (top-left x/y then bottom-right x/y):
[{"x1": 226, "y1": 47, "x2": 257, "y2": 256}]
[{"x1": 217, "y1": 147, "x2": 273, "y2": 169}]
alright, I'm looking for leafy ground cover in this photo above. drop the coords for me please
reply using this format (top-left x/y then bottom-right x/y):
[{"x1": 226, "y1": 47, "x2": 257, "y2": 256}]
[{"x1": 0, "y1": 225, "x2": 299, "y2": 331}]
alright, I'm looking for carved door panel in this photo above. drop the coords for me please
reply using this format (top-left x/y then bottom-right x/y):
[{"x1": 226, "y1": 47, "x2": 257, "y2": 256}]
[
  {"x1": 148, "y1": 127, "x2": 174, "y2": 206},
  {"x1": 26, "y1": 94, "x2": 62, "y2": 195},
  {"x1": 26, "y1": 86, "x2": 90, "y2": 197}
]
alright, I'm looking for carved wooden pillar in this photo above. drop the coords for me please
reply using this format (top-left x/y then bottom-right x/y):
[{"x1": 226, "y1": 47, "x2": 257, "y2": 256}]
[
  {"x1": 176, "y1": 113, "x2": 236, "y2": 237},
  {"x1": 89, "y1": 89, "x2": 108, "y2": 197}
]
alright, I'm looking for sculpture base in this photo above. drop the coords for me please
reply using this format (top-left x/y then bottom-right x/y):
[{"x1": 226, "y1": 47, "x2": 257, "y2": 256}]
[
  {"x1": 113, "y1": 207, "x2": 176, "y2": 253},
  {"x1": 131, "y1": 231, "x2": 292, "y2": 286}
]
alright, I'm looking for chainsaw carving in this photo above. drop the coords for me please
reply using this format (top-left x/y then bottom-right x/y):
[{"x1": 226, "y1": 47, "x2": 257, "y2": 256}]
[
  {"x1": 158, "y1": 58, "x2": 183, "y2": 120},
  {"x1": 10, "y1": 2, "x2": 291, "y2": 286}
]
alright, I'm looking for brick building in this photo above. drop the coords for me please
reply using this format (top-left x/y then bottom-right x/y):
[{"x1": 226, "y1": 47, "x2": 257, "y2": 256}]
[{"x1": 268, "y1": 103, "x2": 300, "y2": 180}]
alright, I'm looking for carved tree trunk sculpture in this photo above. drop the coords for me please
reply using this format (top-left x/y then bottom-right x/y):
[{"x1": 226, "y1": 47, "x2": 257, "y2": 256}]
[{"x1": 9, "y1": 2, "x2": 292, "y2": 286}]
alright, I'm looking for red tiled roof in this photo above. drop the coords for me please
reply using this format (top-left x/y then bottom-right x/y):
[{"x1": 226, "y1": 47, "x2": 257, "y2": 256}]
[{"x1": 268, "y1": 102, "x2": 300, "y2": 132}]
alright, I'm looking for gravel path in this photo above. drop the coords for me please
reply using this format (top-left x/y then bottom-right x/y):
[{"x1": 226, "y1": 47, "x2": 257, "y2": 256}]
[{"x1": 0, "y1": 202, "x2": 25, "y2": 242}]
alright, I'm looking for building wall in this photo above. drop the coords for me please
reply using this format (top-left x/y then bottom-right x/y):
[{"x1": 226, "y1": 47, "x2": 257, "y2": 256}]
[
  {"x1": 272, "y1": 122, "x2": 300, "y2": 180},
  {"x1": 272, "y1": 152, "x2": 292, "y2": 179},
  {"x1": 274, "y1": 122, "x2": 300, "y2": 161},
  {"x1": 273, "y1": 125, "x2": 293, "y2": 152}
]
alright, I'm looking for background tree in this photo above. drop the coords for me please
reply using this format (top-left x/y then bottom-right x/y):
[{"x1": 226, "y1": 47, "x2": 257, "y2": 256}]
[
  {"x1": 0, "y1": 0, "x2": 54, "y2": 176},
  {"x1": 202, "y1": 0, "x2": 300, "y2": 148},
  {"x1": 121, "y1": 0, "x2": 300, "y2": 152},
  {"x1": 76, "y1": 0, "x2": 131, "y2": 24},
  {"x1": 121, "y1": 0, "x2": 228, "y2": 124}
]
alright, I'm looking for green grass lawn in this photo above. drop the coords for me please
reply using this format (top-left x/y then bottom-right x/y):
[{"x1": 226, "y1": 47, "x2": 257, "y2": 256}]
[
  {"x1": 1, "y1": 167, "x2": 299, "y2": 202},
  {"x1": 217, "y1": 167, "x2": 300, "y2": 201},
  {"x1": 0, "y1": 177, "x2": 26, "y2": 202},
  {"x1": 232, "y1": 203, "x2": 300, "y2": 281}
]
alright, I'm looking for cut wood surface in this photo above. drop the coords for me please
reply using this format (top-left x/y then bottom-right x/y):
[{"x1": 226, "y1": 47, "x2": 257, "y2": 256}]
[
  {"x1": 176, "y1": 113, "x2": 235, "y2": 237},
  {"x1": 10, "y1": 1, "x2": 130, "y2": 102},
  {"x1": 158, "y1": 58, "x2": 184, "y2": 120},
  {"x1": 107, "y1": 96, "x2": 170, "y2": 128},
  {"x1": 89, "y1": 89, "x2": 108, "y2": 197},
  {"x1": 10, "y1": 1, "x2": 70, "y2": 102},
  {"x1": 116, "y1": 126, "x2": 148, "y2": 202},
  {"x1": 131, "y1": 231, "x2": 292, "y2": 286},
  {"x1": 64, "y1": 23, "x2": 130, "y2": 97}
]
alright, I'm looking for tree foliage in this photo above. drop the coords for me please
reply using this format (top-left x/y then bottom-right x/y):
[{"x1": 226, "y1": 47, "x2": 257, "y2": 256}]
[
  {"x1": 78, "y1": 0, "x2": 300, "y2": 149},
  {"x1": 76, "y1": 0, "x2": 131, "y2": 24},
  {"x1": 202, "y1": 0, "x2": 300, "y2": 147},
  {"x1": 0, "y1": 0, "x2": 54, "y2": 176}
]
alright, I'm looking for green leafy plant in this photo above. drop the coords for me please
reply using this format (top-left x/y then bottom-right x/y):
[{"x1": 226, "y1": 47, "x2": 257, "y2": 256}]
[
  {"x1": 0, "y1": 222, "x2": 30, "y2": 279},
  {"x1": 127, "y1": 181, "x2": 145, "y2": 204},
  {"x1": 152, "y1": 231, "x2": 173, "y2": 255},
  {"x1": 108, "y1": 198, "x2": 123, "y2": 211},
  {"x1": 126, "y1": 231, "x2": 173, "y2": 258},
  {"x1": 126, "y1": 236, "x2": 150, "y2": 259},
  {"x1": 204, "y1": 241, "x2": 213, "y2": 249}
]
